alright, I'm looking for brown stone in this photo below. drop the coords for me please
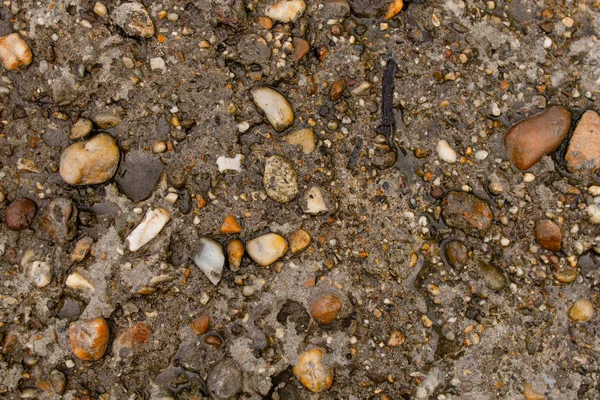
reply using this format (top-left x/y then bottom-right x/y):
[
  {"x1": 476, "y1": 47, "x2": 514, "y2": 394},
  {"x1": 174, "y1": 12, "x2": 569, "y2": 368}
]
[
  {"x1": 221, "y1": 215, "x2": 242, "y2": 234},
  {"x1": 534, "y1": 219, "x2": 562, "y2": 252},
  {"x1": 38, "y1": 197, "x2": 78, "y2": 243},
  {"x1": 310, "y1": 294, "x2": 342, "y2": 324},
  {"x1": 566, "y1": 110, "x2": 600, "y2": 172},
  {"x1": 293, "y1": 37, "x2": 309, "y2": 63},
  {"x1": 329, "y1": 78, "x2": 347, "y2": 101},
  {"x1": 69, "y1": 318, "x2": 110, "y2": 361},
  {"x1": 227, "y1": 239, "x2": 244, "y2": 271},
  {"x1": 293, "y1": 348, "x2": 334, "y2": 393},
  {"x1": 117, "y1": 323, "x2": 152, "y2": 347},
  {"x1": 387, "y1": 330, "x2": 405, "y2": 347},
  {"x1": 5, "y1": 197, "x2": 37, "y2": 231},
  {"x1": 71, "y1": 236, "x2": 94, "y2": 262},
  {"x1": 257, "y1": 16, "x2": 273, "y2": 29},
  {"x1": 441, "y1": 191, "x2": 493, "y2": 236},
  {"x1": 204, "y1": 335, "x2": 222, "y2": 347},
  {"x1": 523, "y1": 383, "x2": 545, "y2": 400},
  {"x1": 444, "y1": 240, "x2": 468, "y2": 267},
  {"x1": 503, "y1": 106, "x2": 571, "y2": 170},
  {"x1": 289, "y1": 229, "x2": 311, "y2": 254},
  {"x1": 190, "y1": 315, "x2": 210, "y2": 335}
]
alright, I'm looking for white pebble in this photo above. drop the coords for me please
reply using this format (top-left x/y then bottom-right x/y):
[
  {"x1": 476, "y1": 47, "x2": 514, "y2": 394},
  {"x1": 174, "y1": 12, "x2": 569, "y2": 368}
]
[
  {"x1": 216, "y1": 154, "x2": 243, "y2": 172},
  {"x1": 523, "y1": 173, "x2": 536, "y2": 183},
  {"x1": 165, "y1": 192, "x2": 178, "y2": 203},
  {"x1": 587, "y1": 204, "x2": 600, "y2": 224},
  {"x1": 474, "y1": 150, "x2": 488, "y2": 160},
  {"x1": 436, "y1": 140, "x2": 457, "y2": 163},
  {"x1": 126, "y1": 208, "x2": 171, "y2": 252},
  {"x1": 543, "y1": 37, "x2": 553, "y2": 49}
]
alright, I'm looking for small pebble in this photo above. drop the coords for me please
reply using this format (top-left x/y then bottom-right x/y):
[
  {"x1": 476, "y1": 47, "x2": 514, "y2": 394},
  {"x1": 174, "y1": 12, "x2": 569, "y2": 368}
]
[
  {"x1": 310, "y1": 294, "x2": 342, "y2": 324},
  {"x1": 568, "y1": 299, "x2": 594, "y2": 322},
  {"x1": 293, "y1": 348, "x2": 334, "y2": 393}
]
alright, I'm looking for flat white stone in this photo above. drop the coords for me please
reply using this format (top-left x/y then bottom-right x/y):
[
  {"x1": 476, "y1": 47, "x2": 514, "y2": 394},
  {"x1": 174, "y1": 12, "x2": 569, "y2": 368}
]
[
  {"x1": 126, "y1": 208, "x2": 171, "y2": 252},
  {"x1": 217, "y1": 154, "x2": 243, "y2": 172},
  {"x1": 193, "y1": 237, "x2": 225, "y2": 285}
]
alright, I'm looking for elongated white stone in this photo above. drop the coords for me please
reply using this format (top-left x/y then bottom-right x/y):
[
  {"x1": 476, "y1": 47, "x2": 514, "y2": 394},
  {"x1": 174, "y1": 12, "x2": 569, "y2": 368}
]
[
  {"x1": 193, "y1": 237, "x2": 225, "y2": 285},
  {"x1": 66, "y1": 271, "x2": 94, "y2": 292},
  {"x1": 252, "y1": 87, "x2": 294, "y2": 132},
  {"x1": 126, "y1": 208, "x2": 171, "y2": 252},
  {"x1": 266, "y1": 0, "x2": 306, "y2": 22}
]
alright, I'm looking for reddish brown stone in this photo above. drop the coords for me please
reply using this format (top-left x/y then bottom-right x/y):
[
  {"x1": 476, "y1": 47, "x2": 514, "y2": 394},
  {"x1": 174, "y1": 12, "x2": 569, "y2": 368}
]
[
  {"x1": 310, "y1": 294, "x2": 342, "y2": 324},
  {"x1": 566, "y1": 110, "x2": 600, "y2": 172},
  {"x1": 293, "y1": 38, "x2": 309, "y2": 63},
  {"x1": 445, "y1": 240, "x2": 468, "y2": 267},
  {"x1": 503, "y1": 106, "x2": 571, "y2": 170},
  {"x1": 190, "y1": 315, "x2": 210, "y2": 336},
  {"x1": 204, "y1": 335, "x2": 222, "y2": 347},
  {"x1": 329, "y1": 79, "x2": 347, "y2": 102},
  {"x1": 441, "y1": 191, "x2": 493, "y2": 236},
  {"x1": 117, "y1": 323, "x2": 152, "y2": 347},
  {"x1": 5, "y1": 197, "x2": 37, "y2": 230},
  {"x1": 534, "y1": 219, "x2": 562, "y2": 252}
]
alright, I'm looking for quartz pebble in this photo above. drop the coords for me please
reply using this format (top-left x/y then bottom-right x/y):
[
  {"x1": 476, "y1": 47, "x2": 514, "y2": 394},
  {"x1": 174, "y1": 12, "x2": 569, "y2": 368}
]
[
  {"x1": 503, "y1": 106, "x2": 571, "y2": 170},
  {"x1": 69, "y1": 318, "x2": 110, "y2": 360},
  {"x1": 5, "y1": 197, "x2": 37, "y2": 231},
  {"x1": 534, "y1": 219, "x2": 562, "y2": 252},
  {"x1": 246, "y1": 233, "x2": 288, "y2": 266},
  {"x1": 265, "y1": 0, "x2": 306, "y2": 22},
  {"x1": 126, "y1": 208, "x2": 171, "y2": 252},
  {"x1": 0, "y1": 33, "x2": 32, "y2": 70},
  {"x1": 284, "y1": 128, "x2": 316, "y2": 154},
  {"x1": 566, "y1": 110, "x2": 600, "y2": 172},
  {"x1": 216, "y1": 154, "x2": 243, "y2": 172},
  {"x1": 441, "y1": 191, "x2": 493, "y2": 236},
  {"x1": 310, "y1": 294, "x2": 342, "y2": 324},
  {"x1": 568, "y1": 299, "x2": 594, "y2": 322},
  {"x1": 207, "y1": 359, "x2": 243, "y2": 400},
  {"x1": 299, "y1": 185, "x2": 332, "y2": 215},
  {"x1": 112, "y1": 2, "x2": 155, "y2": 38},
  {"x1": 59, "y1": 133, "x2": 120, "y2": 186},
  {"x1": 252, "y1": 87, "x2": 295, "y2": 132},
  {"x1": 293, "y1": 348, "x2": 334, "y2": 393},
  {"x1": 289, "y1": 229, "x2": 311, "y2": 254},
  {"x1": 329, "y1": 78, "x2": 347, "y2": 101},
  {"x1": 30, "y1": 261, "x2": 52, "y2": 288},
  {"x1": 227, "y1": 239, "x2": 244, "y2": 271},
  {"x1": 193, "y1": 237, "x2": 225, "y2": 285},
  {"x1": 436, "y1": 140, "x2": 457, "y2": 163},
  {"x1": 38, "y1": 198, "x2": 78, "y2": 243},
  {"x1": 263, "y1": 155, "x2": 299, "y2": 203}
]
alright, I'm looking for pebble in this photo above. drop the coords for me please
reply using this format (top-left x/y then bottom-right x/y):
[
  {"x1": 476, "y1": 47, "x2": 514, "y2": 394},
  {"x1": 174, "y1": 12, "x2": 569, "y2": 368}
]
[
  {"x1": 221, "y1": 215, "x2": 242, "y2": 234},
  {"x1": 284, "y1": 128, "x2": 316, "y2": 153},
  {"x1": 93, "y1": 113, "x2": 121, "y2": 129},
  {"x1": 196, "y1": 361, "x2": 239, "y2": 400},
  {"x1": 258, "y1": 16, "x2": 273, "y2": 29},
  {"x1": 252, "y1": 87, "x2": 295, "y2": 132},
  {"x1": 116, "y1": 323, "x2": 152, "y2": 347},
  {"x1": 503, "y1": 106, "x2": 571, "y2": 170},
  {"x1": 329, "y1": 78, "x2": 347, "y2": 101},
  {"x1": 126, "y1": 208, "x2": 171, "y2": 252},
  {"x1": 384, "y1": 0, "x2": 403, "y2": 19},
  {"x1": 534, "y1": 219, "x2": 562, "y2": 252},
  {"x1": 246, "y1": 233, "x2": 288, "y2": 266},
  {"x1": 112, "y1": 2, "x2": 155, "y2": 38},
  {"x1": 552, "y1": 264, "x2": 577, "y2": 284},
  {"x1": 29, "y1": 261, "x2": 52, "y2": 288},
  {"x1": 310, "y1": 294, "x2": 342, "y2": 324},
  {"x1": 38, "y1": 198, "x2": 78, "y2": 243},
  {"x1": 587, "y1": 204, "x2": 600, "y2": 224},
  {"x1": 93, "y1": 2, "x2": 107, "y2": 17},
  {"x1": 299, "y1": 185, "x2": 332, "y2": 215},
  {"x1": 0, "y1": 33, "x2": 32, "y2": 70},
  {"x1": 48, "y1": 370, "x2": 66, "y2": 395},
  {"x1": 69, "y1": 318, "x2": 110, "y2": 360},
  {"x1": 205, "y1": 335, "x2": 222, "y2": 347},
  {"x1": 293, "y1": 38, "x2": 309, "y2": 63},
  {"x1": 474, "y1": 150, "x2": 488, "y2": 161},
  {"x1": 152, "y1": 141, "x2": 167, "y2": 154},
  {"x1": 523, "y1": 383, "x2": 545, "y2": 400},
  {"x1": 227, "y1": 239, "x2": 244, "y2": 271},
  {"x1": 445, "y1": 240, "x2": 468, "y2": 267},
  {"x1": 568, "y1": 299, "x2": 594, "y2": 322},
  {"x1": 441, "y1": 191, "x2": 493, "y2": 236},
  {"x1": 65, "y1": 271, "x2": 95, "y2": 292},
  {"x1": 216, "y1": 154, "x2": 243, "y2": 172},
  {"x1": 5, "y1": 197, "x2": 37, "y2": 231},
  {"x1": 436, "y1": 140, "x2": 457, "y2": 163},
  {"x1": 150, "y1": 57, "x2": 166, "y2": 73},
  {"x1": 263, "y1": 155, "x2": 299, "y2": 203},
  {"x1": 479, "y1": 262, "x2": 507, "y2": 291},
  {"x1": 265, "y1": 0, "x2": 306, "y2": 22},
  {"x1": 115, "y1": 150, "x2": 164, "y2": 202},
  {"x1": 190, "y1": 315, "x2": 210, "y2": 335},
  {"x1": 70, "y1": 118, "x2": 93, "y2": 140},
  {"x1": 293, "y1": 348, "x2": 334, "y2": 393},
  {"x1": 288, "y1": 228, "x2": 311, "y2": 254},
  {"x1": 192, "y1": 237, "x2": 225, "y2": 285},
  {"x1": 565, "y1": 110, "x2": 600, "y2": 172},
  {"x1": 59, "y1": 133, "x2": 120, "y2": 185},
  {"x1": 387, "y1": 330, "x2": 405, "y2": 347}
]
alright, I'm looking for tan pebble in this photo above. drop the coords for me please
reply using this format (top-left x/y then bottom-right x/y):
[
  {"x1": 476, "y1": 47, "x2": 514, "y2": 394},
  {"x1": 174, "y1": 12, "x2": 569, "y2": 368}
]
[
  {"x1": 523, "y1": 383, "x2": 545, "y2": 400},
  {"x1": 69, "y1": 318, "x2": 109, "y2": 360},
  {"x1": 289, "y1": 228, "x2": 311, "y2": 254},
  {"x1": 190, "y1": 315, "x2": 210, "y2": 335},
  {"x1": 0, "y1": 33, "x2": 32, "y2": 70},
  {"x1": 93, "y1": 2, "x2": 107, "y2": 16},
  {"x1": 71, "y1": 237, "x2": 94, "y2": 262},
  {"x1": 568, "y1": 299, "x2": 595, "y2": 322},
  {"x1": 293, "y1": 348, "x2": 333, "y2": 393},
  {"x1": 387, "y1": 330, "x2": 405, "y2": 347},
  {"x1": 310, "y1": 293, "x2": 342, "y2": 324},
  {"x1": 59, "y1": 134, "x2": 120, "y2": 185},
  {"x1": 204, "y1": 335, "x2": 222, "y2": 347},
  {"x1": 227, "y1": 239, "x2": 244, "y2": 271},
  {"x1": 258, "y1": 16, "x2": 273, "y2": 29},
  {"x1": 384, "y1": 0, "x2": 403, "y2": 20},
  {"x1": 152, "y1": 140, "x2": 167, "y2": 153}
]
